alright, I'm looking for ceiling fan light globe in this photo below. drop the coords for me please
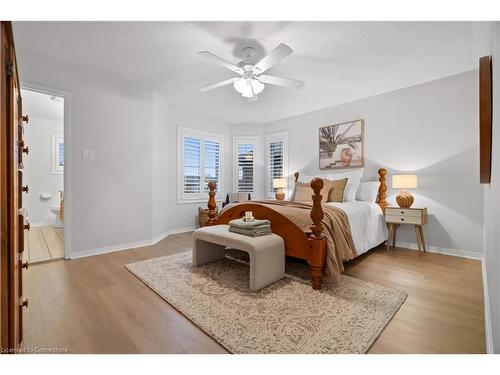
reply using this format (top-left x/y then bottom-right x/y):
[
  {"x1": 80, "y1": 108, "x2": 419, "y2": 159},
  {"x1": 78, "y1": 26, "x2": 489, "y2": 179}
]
[
  {"x1": 233, "y1": 78, "x2": 247, "y2": 94},
  {"x1": 251, "y1": 79, "x2": 265, "y2": 94},
  {"x1": 241, "y1": 89, "x2": 254, "y2": 98},
  {"x1": 236, "y1": 79, "x2": 254, "y2": 98}
]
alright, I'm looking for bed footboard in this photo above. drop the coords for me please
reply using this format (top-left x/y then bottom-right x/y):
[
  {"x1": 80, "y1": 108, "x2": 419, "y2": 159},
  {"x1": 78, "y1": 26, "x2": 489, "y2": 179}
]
[
  {"x1": 205, "y1": 179, "x2": 328, "y2": 290},
  {"x1": 308, "y1": 178, "x2": 327, "y2": 290}
]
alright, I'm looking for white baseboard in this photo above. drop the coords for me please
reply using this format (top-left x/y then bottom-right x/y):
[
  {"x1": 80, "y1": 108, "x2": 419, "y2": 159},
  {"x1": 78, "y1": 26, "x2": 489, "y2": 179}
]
[
  {"x1": 482, "y1": 259, "x2": 494, "y2": 354},
  {"x1": 394, "y1": 241, "x2": 483, "y2": 260},
  {"x1": 151, "y1": 226, "x2": 196, "y2": 245},
  {"x1": 71, "y1": 226, "x2": 195, "y2": 259},
  {"x1": 70, "y1": 238, "x2": 154, "y2": 259}
]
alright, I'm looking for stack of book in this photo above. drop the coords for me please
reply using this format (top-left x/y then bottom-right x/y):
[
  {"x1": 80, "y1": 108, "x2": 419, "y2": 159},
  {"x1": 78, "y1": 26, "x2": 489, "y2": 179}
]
[{"x1": 228, "y1": 218, "x2": 272, "y2": 237}]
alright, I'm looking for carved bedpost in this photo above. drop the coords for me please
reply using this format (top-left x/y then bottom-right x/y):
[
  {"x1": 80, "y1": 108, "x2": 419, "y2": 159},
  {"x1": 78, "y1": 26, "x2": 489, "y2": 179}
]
[
  {"x1": 310, "y1": 178, "x2": 324, "y2": 237},
  {"x1": 308, "y1": 178, "x2": 327, "y2": 290},
  {"x1": 207, "y1": 181, "x2": 218, "y2": 226},
  {"x1": 377, "y1": 168, "x2": 388, "y2": 211}
]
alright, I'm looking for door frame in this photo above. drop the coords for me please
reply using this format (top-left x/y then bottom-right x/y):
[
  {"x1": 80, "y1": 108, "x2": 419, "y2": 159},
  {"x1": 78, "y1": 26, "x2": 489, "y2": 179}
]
[{"x1": 20, "y1": 82, "x2": 72, "y2": 259}]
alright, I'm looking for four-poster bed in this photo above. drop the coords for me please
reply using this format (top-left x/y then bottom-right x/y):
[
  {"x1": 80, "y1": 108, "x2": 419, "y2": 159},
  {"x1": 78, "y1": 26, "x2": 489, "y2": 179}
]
[{"x1": 205, "y1": 168, "x2": 388, "y2": 290}]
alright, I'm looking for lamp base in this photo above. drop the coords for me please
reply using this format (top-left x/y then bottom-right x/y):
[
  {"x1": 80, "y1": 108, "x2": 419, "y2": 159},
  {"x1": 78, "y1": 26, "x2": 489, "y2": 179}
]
[
  {"x1": 396, "y1": 191, "x2": 414, "y2": 208},
  {"x1": 275, "y1": 189, "x2": 285, "y2": 201}
]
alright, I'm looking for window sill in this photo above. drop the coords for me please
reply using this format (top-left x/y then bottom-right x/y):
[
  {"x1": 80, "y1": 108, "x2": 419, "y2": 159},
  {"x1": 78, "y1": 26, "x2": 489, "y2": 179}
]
[{"x1": 177, "y1": 197, "x2": 223, "y2": 205}]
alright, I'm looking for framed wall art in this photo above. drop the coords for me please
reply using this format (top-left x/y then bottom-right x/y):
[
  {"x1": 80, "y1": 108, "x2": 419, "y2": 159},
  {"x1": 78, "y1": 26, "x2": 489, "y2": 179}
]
[{"x1": 319, "y1": 119, "x2": 364, "y2": 169}]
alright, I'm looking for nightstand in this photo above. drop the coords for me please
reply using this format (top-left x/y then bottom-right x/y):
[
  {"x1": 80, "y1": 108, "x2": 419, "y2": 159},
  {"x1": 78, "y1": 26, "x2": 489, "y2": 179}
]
[{"x1": 385, "y1": 207, "x2": 428, "y2": 254}]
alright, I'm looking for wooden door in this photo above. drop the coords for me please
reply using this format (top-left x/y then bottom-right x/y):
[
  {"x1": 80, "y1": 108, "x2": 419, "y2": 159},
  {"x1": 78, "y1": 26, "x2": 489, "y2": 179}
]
[{"x1": 1, "y1": 21, "x2": 28, "y2": 353}]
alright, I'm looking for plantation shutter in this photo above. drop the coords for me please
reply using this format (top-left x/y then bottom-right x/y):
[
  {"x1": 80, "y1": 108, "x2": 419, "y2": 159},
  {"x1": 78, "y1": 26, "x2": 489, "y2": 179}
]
[
  {"x1": 268, "y1": 140, "x2": 284, "y2": 192},
  {"x1": 237, "y1": 143, "x2": 254, "y2": 192},
  {"x1": 183, "y1": 136, "x2": 201, "y2": 194},
  {"x1": 180, "y1": 128, "x2": 223, "y2": 201},
  {"x1": 204, "y1": 139, "x2": 220, "y2": 192},
  {"x1": 265, "y1": 132, "x2": 288, "y2": 197},
  {"x1": 58, "y1": 142, "x2": 64, "y2": 167}
]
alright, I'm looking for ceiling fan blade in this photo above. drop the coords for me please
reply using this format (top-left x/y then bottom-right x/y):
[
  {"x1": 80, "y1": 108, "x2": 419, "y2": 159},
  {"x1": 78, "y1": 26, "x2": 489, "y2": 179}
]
[
  {"x1": 257, "y1": 74, "x2": 305, "y2": 89},
  {"x1": 198, "y1": 51, "x2": 243, "y2": 74},
  {"x1": 198, "y1": 77, "x2": 239, "y2": 92},
  {"x1": 252, "y1": 43, "x2": 293, "y2": 74}
]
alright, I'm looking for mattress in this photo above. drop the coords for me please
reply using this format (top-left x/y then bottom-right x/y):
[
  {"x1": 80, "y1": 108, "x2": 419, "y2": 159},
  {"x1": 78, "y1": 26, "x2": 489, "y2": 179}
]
[{"x1": 325, "y1": 201, "x2": 388, "y2": 255}]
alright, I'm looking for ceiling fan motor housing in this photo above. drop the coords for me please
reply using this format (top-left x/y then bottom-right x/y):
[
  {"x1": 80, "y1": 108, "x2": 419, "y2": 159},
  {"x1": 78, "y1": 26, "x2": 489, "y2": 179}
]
[{"x1": 242, "y1": 46, "x2": 257, "y2": 60}]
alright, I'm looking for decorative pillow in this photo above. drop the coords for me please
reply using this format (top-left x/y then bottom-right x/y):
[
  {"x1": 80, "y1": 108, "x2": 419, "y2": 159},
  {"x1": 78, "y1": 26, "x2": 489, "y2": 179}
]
[
  {"x1": 294, "y1": 172, "x2": 331, "y2": 201},
  {"x1": 294, "y1": 182, "x2": 330, "y2": 203},
  {"x1": 327, "y1": 168, "x2": 364, "y2": 202},
  {"x1": 325, "y1": 178, "x2": 348, "y2": 202},
  {"x1": 293, "y1": 182, "x2": 314, "y2": 202},
  {"x1": 294, "y1": 179, "x2": 347, "y2": 203},
  {"x1": 356, "y1": 181, "x2": 380, "y2": 203}
]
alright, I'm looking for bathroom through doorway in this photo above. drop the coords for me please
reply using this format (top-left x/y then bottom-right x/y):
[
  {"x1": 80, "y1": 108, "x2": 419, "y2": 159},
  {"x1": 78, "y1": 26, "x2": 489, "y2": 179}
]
[{"x1": 21, "y1": 88, "x2": 65, "y2": 264}]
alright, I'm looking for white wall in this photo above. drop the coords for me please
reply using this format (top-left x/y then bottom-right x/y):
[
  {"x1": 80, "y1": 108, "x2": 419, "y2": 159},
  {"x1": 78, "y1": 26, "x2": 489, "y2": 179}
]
[
  {"x1": 483, "y1": 22, "x2": 500, "y2": 354},
  {"x1": 152, "y1": 94, "x2": 171, "y2": 239},
  {"x1": 18, "y1": 52, "x2": 155, "y2": 256},
  {"x1": 18, "y1": 50, "x2": 231, "y2": 255},
  {"x1": 257, "y1": 71, "x2": 483, "y2": 256},
  {"x1": 23, "y1": 115, "x2": 64, "y2": 225},
  {"x1": 151, "y1": 95, "x2": 233, "y2": 237}
]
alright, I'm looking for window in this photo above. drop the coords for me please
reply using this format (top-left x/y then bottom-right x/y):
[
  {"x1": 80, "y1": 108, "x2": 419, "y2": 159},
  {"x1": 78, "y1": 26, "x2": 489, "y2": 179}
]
[
  {"x1": 52, "y1": 134, "x2": 64, "y2": 175},
  {"x1": 178, "y1": 127, "x2": 223, "y2": 202},
  {"x1": 232, "y1": 136, "x2": 261, "y2": 197},
  {"x1": 265, "y1": 132, "x2": 288, "y2": 197}
]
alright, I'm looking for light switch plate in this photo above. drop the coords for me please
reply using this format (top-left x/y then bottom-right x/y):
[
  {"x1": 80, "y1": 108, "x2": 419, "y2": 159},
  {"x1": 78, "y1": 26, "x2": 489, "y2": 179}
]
[{"x1": 82, "y1": 149, "x2": 96, "y2": 160}]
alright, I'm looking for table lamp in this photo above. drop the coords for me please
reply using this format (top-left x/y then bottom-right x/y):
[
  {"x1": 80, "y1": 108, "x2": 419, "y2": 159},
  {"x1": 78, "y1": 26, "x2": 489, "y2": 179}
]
[
  {"x1": 273, "y1": 178, "x2": 287, "y2": 201},
  {"x1": 392, "y1": 174, "x2": 417, "y2": 208}
]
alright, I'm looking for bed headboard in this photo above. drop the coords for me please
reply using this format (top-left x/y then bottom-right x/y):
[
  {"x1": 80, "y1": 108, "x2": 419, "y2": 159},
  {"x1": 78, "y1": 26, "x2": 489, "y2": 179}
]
[{"x1": 293, "y1": 168, "x2": 388, "y2": 210}]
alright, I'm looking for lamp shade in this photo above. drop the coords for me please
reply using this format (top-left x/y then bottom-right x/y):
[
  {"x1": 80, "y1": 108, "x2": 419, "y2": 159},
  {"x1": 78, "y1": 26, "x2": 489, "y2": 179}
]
[
  {"x1": 273, "y1": 178, "x2": 287, "y2": 189},
  {"x1": 392, "y1": 174, "x2": 418, "y2": 189}
]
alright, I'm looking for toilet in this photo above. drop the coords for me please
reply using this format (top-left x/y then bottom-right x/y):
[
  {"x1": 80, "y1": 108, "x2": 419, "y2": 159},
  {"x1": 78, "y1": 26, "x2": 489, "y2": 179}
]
[
  {"x1": 52, "y1": 190, "x2": 64, "y2": 228},
  {"x1": 51, "y1": 205, "x2": 63, "y2": 228}
]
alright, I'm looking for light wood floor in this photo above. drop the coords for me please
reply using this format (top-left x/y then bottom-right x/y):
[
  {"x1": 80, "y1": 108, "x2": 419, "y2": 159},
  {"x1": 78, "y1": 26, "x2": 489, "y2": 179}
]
[
  {"x1": 24, "y1": 226, "x2": 64, "y2": 264},
  {"x1": 22, "y1": 232, "x2": 485, "y2": 354}
]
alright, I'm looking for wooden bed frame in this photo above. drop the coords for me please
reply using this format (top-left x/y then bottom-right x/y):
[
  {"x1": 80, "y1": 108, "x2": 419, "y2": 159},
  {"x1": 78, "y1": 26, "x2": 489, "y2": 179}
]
[{"x1": 206, "y1": 168, "x2": 387, "y2": 289}]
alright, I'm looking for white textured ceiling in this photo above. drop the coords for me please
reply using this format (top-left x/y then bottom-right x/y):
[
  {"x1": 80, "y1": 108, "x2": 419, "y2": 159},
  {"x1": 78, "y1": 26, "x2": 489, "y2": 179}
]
[{"x1": 13, "y1": 22, "x2": 481, "y2": 125}]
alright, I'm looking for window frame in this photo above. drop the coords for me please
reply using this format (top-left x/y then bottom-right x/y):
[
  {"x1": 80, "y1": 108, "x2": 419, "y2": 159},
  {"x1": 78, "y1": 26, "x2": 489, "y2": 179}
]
[
  {"x1": 51, "y1": 133, "x2": 64, "y2": 175},
  {"x1": 177, "y1": 127, "x2": 224, "y2": 203},
  {"x1": 265, "y1": 132, "x2": 289, "y2": 199},
  {"x1": 232, "y1": 136, "x2": 262, "y2": 199}
]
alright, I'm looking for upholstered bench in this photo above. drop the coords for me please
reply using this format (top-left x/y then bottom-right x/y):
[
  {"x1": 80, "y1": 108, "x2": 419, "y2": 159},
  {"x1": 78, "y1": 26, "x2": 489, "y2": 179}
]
[{"x1": 192, "y1": 224, "x2": 285, "y2": 291}]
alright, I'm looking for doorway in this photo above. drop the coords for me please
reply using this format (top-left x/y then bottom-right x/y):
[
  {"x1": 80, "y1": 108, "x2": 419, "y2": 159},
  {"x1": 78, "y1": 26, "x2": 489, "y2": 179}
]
[{"x1": 20, "y1": 89, "x2": 65, "y2": 263}]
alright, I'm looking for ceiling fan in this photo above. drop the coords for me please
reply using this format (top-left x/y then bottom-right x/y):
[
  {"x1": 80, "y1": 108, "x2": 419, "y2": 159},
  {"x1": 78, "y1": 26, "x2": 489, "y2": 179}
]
[{"x1": 198, "y1": 43, "x2": 305, "y2": 101}]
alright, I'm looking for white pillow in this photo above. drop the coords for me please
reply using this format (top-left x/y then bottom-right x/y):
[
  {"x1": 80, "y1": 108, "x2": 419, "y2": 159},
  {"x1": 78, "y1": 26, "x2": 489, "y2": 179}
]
[
  {"x1": 356, "y1": 181, "x2": 380, "y2": 203},
  {"x1": 327, "y1": 168, "x2": 364, "y2": 202}
]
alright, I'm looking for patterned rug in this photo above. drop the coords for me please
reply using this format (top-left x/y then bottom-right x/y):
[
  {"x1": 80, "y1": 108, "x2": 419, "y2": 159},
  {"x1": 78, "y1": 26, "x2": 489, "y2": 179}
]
[{"x1": 126, "y1": 251, "x2": 407, "y2": 354}]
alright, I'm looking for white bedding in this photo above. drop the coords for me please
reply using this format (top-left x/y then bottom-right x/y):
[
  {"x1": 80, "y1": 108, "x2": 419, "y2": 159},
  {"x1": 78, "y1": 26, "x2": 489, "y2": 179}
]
[{"x1": 325, "y1": 201, "x2": 388, "y2": 256}]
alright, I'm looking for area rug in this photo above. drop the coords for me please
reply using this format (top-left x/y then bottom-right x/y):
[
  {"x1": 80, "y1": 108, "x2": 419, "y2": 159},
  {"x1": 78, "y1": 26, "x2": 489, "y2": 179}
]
[{"x1": 126, "y1": 251, "x2": 407, "y2": 354}]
